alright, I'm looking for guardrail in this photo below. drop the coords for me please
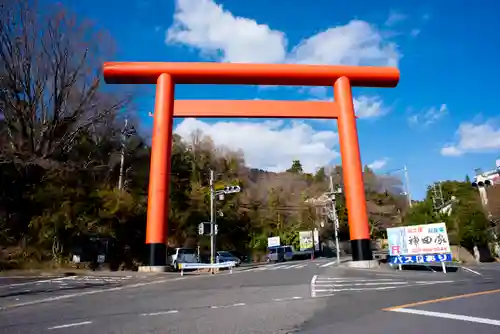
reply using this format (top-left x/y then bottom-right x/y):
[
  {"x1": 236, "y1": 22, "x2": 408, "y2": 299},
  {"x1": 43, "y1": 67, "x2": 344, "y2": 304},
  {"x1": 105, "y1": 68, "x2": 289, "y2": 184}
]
[{"x1": 178, "y1": 261, "x2": 237, "y2": 276}]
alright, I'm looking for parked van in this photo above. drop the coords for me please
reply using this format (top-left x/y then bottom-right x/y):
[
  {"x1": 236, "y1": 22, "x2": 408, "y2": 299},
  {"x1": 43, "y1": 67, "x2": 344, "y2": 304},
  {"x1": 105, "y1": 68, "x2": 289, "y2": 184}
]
[{"x1": 267, "y1": 246, "x2": 294, "y2": 262}]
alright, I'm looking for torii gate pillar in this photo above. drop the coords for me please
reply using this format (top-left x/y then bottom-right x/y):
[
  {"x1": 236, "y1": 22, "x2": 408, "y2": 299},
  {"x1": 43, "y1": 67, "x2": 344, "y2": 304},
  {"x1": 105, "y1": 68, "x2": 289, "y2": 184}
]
[{"x1": 103, "y1": 62, "x2": 400, "y2": 270}]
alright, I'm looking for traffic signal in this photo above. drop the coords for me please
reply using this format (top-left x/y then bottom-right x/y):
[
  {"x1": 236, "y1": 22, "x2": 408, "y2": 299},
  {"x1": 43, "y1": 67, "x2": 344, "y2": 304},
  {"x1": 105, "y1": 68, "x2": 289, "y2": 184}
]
[
  {"x1": 223, "y1": 185, "x2": 241, "y2": 194},
  {"x1": 198, "y1": 222, "x2": 211, "y2": 235},
  {"x1": 198, "y1": 222, "x2": 218, "y2": 235}
]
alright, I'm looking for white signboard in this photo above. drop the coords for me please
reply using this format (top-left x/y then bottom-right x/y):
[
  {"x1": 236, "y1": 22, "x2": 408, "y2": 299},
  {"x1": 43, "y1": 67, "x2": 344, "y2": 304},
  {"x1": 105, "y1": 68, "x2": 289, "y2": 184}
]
[
  {"x1": 299, "y1": 231, "x2": 313, "y2": 251},
  {"x1": 387, "y1": 223, "x2": 451, "y2": 256},
  {"x1": 267, "y1": 236, "x2": 281, "y2": 248}
]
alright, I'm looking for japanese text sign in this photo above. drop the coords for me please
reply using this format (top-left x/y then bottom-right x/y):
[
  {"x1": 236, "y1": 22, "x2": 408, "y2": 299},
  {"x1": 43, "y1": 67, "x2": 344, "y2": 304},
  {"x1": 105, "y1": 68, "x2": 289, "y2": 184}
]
[
  {"x1": 387, "y1": 223, "x2": 451, "y2": 256},
  {"x1": 390, "y1": 253, "x2": 452, "y2": 265}
]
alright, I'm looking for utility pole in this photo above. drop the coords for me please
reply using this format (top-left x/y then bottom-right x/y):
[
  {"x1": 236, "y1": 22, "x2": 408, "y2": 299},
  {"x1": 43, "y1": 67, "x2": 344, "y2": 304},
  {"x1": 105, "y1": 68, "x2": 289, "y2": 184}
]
[
  {"x1": 207, "y1": 170, "x2": 241, "y2": 265},
  {"x1": 430, "y1": 181, "x2": 445, "y2": 211},
  {"x1": 329, "y1": 175, "x2": 341, "y2": 265},
  {"x1": 209, "y1": 169, "x2": 215, "y2": 265},
  {"x1": 118, "y1": 118, "x2": 128, "y2": 191},
  {"x1": 403, "y1": 165, "x2": 413, "y2": 208}
]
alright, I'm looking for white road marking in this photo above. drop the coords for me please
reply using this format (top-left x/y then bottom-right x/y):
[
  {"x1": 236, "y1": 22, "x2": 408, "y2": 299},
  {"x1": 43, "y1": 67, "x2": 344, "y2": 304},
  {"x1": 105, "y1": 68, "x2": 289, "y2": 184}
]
[
  {"x1": 315, "y1": 278, "x2": 397, "y2": 283},
  {"x1": 211, "y1": 302, "x2": 246, "y2": 309},
  {"x1": 140, "y1": 310, "x2": 178, "y2": 316},
  {"x1": 245, "y1": 262, "x2": 312, "y2": 271},
  {"x1": 311, "y1": 275, "x2": 318, "y2": 297},
  {"x1": 314, "y1": 286, "x2": 404, "y2": 292},
  {"x1": 311, "y1": 293, "x2": 335, "y2": 298},
  {"x1": 462, "y1": 267, "x2": 483, "y2": 276},
  {"x1": 268, "y1": 265, "x2": 289, "y2": 270},
  {"x1": 0, "y1": 276, "x2": 192, "y2": 310},
  {"x1": 273, "y1": 296, "x2": 303, "y2": 302},
  {"x1": 389, "y1": 308, "x2": 500, "y2": 326},
  {"x1": 0, "y1": 276, "x2": 73, "y2": 289},
  {"x1": 319, "y1": 261, "x2": 337, "y2": 268},
  {"x1": 252, "y1": 264, "x2": 280, "y2": 271},
  {"x1": 414, "y1": 280, "x2": 454, "y2": 284},
  {"x1": 48, "y1": 321, "x2": 92, "y2": 330},
  {"x1": 314, "y1": 281, "x2": 410, "y2": 287},
  {"x1": 311, "y1": 276, "x2": 455, "y2": 296}
]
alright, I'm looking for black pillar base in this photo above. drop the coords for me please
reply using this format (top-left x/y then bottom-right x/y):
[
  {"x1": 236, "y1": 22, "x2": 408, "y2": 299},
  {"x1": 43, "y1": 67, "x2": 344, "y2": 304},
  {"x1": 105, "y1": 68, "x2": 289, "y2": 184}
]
[
  {"x1": 350, "y1": 239, "x2": 373, "y2": 261},
  {"x1": 145, "y1": 243, "x2": 167, "y2": 266}
]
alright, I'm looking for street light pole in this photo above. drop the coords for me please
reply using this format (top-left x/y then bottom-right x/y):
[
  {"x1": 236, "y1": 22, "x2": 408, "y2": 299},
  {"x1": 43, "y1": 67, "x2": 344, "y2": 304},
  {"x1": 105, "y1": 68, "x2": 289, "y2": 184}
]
[
  {"x1": 403, "y1": 165, "x2": 413, "y2": 208},
  {"x1": 329, "y1": 175, "x2": 341, "y2": 265},
  {"x1": 384, "y1": 165, "x2": 412, "y2": 208},
  {"x1": 209, "y1": 169, "x2": 215, "y2": 265},
  {"x1": 118, "y1": 118, "x2": 128, "y2": 191}
]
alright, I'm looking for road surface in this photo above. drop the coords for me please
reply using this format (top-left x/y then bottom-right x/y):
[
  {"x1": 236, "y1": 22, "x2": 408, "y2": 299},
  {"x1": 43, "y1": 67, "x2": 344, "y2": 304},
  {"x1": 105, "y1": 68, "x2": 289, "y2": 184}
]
[{"x1": 0, "y1": 259, "x2": 499, "y2": 333}]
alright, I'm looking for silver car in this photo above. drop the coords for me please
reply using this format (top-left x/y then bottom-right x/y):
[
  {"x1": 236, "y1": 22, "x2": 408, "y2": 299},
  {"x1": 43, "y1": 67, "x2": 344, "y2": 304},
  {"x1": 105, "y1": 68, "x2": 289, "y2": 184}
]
[{"x1": 216, "y1": 251, "x2": 241, "y2": 266}]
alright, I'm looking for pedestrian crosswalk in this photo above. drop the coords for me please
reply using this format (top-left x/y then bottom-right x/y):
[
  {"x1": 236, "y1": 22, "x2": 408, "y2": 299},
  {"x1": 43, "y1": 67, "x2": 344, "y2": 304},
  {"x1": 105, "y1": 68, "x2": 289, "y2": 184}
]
[
  {"x1": 242, "y1": 260, "x2": 338, "y2": 272},
  {"x1": 310, "y1": 275, "x2": 454, "y2": 298},
  {"x1": 43, "y1": 275, "x2": 133, "y2": 289}
]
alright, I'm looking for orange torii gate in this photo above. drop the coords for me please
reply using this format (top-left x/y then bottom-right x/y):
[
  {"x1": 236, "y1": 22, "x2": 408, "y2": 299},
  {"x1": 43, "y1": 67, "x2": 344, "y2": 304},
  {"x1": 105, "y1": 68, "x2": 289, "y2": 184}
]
[{"x1": 103, "y1": 62, "x2": 400, "y2": 269}]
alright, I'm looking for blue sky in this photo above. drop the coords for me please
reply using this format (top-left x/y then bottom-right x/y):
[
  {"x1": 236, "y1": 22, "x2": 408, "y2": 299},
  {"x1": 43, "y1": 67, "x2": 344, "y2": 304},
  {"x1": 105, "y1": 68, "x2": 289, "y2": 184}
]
[{"x1": 58, "y1": 0, "x2": 500, "y2": 200}]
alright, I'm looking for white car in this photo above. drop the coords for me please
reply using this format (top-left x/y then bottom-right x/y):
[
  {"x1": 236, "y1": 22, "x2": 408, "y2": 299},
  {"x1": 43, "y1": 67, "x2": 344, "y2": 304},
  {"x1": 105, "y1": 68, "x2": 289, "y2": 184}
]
[{"x1": 167, "y1": 247, "x2": 199, "y2": 271}]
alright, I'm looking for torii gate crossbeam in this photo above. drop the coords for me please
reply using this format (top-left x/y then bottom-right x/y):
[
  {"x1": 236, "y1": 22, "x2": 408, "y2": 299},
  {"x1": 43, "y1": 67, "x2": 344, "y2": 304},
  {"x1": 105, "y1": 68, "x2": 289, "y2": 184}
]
[{"x1": 103, "y1": 62, "x2": 400, "y2": 269}]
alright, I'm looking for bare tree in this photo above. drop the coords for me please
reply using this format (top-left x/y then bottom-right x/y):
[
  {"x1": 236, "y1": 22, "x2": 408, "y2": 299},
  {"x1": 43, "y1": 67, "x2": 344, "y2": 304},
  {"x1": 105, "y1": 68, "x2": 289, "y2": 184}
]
[{"x1": 0, "y1": 0, "x2": 131, "y2": 166}]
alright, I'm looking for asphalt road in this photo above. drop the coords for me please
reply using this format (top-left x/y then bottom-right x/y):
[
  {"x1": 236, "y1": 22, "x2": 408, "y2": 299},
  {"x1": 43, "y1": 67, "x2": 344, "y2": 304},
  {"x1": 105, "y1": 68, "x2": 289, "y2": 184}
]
[{"x1": 0, "y1": 259, "x2": 499, "y2": 333}]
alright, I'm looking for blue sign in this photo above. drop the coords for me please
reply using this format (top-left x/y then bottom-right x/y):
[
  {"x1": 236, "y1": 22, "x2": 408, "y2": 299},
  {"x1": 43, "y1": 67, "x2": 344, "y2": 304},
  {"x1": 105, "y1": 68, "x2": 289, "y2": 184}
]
[{"x1": 389, "y1": 253, "x2": 452, "y2": 265}]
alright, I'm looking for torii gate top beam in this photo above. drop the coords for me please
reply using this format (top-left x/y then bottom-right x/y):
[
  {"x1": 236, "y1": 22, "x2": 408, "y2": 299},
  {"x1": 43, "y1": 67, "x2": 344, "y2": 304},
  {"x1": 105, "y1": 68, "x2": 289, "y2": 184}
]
[{"x1": 103, "y1": 62, "x2": 399, "y2": 88}]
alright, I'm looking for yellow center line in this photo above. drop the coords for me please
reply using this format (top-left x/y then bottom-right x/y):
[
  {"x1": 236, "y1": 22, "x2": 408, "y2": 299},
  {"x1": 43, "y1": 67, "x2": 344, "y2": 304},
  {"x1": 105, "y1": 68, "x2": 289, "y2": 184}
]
[{"x1": 383, "y1": 288, "x2": 500, "y2": 311}]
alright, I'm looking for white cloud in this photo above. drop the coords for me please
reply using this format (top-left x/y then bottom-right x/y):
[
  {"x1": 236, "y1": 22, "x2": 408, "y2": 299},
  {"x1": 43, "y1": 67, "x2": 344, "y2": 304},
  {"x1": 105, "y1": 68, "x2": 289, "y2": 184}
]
[
  {"x1": 306, "y1": 89, "x2": 391, "y2": 120},
  {"x1": 408, "y1": 104, "x2": 448, "y2": 126},
  {"x1": 174, "y1": 118, "x2": 339, "y2": 172},
  {"x1": 367, "y1": 158, "x2": 389, "y2": 170},
  {"x1": 385, "y1": 11, "x2": 407, "y2": 27},
  {"x1": 411, "y1": 29, "x2": 421, "y2": 37},
  {"x1": 440, "y1": 145, "x2": 463, "y2": 157},
  {"x1": 287, "y1": 20, "x2": 399, "y2": 67},
  {"x1": 441, "y1": 120, "x2": 500, "y2": 156},
  {"x1": 167, "y1": 0, "x2": 400, "y2": 67},
  {"x1": 353, "y1": 96, "x2": 390, "y2": 119},
  {"x1": 167, "y1": 0, "x2": 287, "y2": 63}
]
